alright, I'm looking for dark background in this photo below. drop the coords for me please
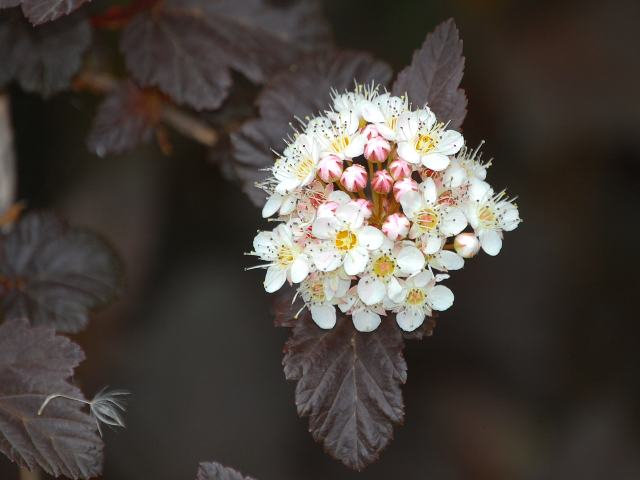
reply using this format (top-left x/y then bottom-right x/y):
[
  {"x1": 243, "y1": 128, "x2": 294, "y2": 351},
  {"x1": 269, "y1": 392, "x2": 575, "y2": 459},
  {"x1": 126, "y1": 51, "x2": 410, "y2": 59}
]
[{"x1": 2, "y1": 0, "x2": 640, "y2": 478}]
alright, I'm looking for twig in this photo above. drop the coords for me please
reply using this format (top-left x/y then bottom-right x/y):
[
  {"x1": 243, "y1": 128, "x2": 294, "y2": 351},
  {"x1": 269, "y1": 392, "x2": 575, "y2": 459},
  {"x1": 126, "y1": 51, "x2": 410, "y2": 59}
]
[
  {"x1": 0, "y1": 93, "x2": 16, "y2": 214},
  {"x1": 19, "y1": 467, "x2": 39, "y2": 480},
  {"x1": 75, "y1": 71, "x2": 219, "y2": 147}
]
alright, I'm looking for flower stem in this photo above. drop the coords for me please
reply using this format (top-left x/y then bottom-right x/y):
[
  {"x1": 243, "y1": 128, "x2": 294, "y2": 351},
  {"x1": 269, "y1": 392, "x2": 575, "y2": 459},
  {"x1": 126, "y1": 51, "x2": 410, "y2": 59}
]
[{"x1": 38, "y1": 394, "x2": 91, "y2": 416}]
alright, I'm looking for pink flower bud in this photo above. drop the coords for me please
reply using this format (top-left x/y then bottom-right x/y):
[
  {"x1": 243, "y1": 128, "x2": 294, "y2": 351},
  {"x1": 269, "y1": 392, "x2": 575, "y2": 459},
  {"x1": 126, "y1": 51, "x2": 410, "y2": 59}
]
[
  {"x1": 317, "y1": 155, "x2": 343, "y2": 182},
  {"x1": 393, "y1": 177, "x2": 418, "y2": 201},
  {"x1": 371, "y1": 170, "x2": 393, "y2": 194},
  {"x1": 454, "y1": 233, "x2": 480, "y2": 258},
  {"x1": 364, "y1": 136, "x2": 391, "y2": 162},
  {"x1": 382, "y1": 213, "x2": 410, "y2": 240},
  {"x1": 388, "y1": 158, "x2": 412, "y2": 180},
  {"x1": 362, "y1": 124, "x2": 380, "y2": 140},
  {"x1": 353, "y1": 198, "x2": 373, "y2": 219},
  {"x1": 340, "y1": 164, "x2": 368, "y2": 192}
]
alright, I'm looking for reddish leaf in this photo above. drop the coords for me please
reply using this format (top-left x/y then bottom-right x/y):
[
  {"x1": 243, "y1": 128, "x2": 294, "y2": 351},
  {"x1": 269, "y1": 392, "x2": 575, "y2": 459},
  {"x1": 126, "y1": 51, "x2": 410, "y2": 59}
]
[
  {"x1": 197, "y1": 462, "x2": 256, "y2": 480},
  {"x1": 120, "y1": 0, "x2": 331, "y2": 111},
  {"x1": 87, "y1": 82, "x2": 162, "y2": 156},
  {"x1": 0, "y1": 9, "x2": 91, "y2": 96},
  {"x1": 231, "y1": 50, "x2": 393, "y2": 206},
  {"x1": 0, "y1": 212, "x2": 122, "y2": 333},
  {"x1": 283, "y1": 314, "x2": 407, "y2": 470},
  {"x1": 392, "y1": 19, "x2": 467, "y2": 130},
  {"x1": 0, "y1": 318, "x2": 103, "y2": 478},
  {"x1": 4, "y1": 0, "x2": 92, "y2": 25}
]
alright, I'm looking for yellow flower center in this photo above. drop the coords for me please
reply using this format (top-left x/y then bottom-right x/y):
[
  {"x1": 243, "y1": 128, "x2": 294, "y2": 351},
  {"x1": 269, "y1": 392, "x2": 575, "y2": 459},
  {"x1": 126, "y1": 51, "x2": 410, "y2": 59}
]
[
  {"x1": 415, "y1": 133, "x2": 436, "y2": 154},
  {"x1": 294, "y1": 155, "x2": 315, "y2": 180},
  {"x1": 331, "y1": 135, "x2": 351, "y2": 153},
  {"x1": 373, "y1": 255, "x2": 395, "y2": 278},
  {"x1": 335, "y1": 230, "x2": 358, "y2": 252},
  {"x1": 277, "y1": 245, "x2": 295, "y2": 267},
  {"x1": 479, "y1": 205, "x2": 496, "y2": 226},
  {"x1": 310, "y1": 282, "x2": 325, "y2": 302},
  {"x1": 406, "y1": 288, "x2": 425, "y2": 306},
  {"x1": 415, "y1": 208, "x2": 439, "y2": 231}
]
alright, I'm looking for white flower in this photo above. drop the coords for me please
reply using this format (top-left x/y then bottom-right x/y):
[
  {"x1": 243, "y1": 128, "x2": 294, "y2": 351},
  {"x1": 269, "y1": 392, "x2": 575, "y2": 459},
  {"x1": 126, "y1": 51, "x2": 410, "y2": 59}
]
[
  {"x1": 308, "y1": 201, "x2": 384, "y2": 275},
  {"x1": 389, "y1": 270, "x2": 454, "y2": 331},
  {"x1": 442, "y1": 144, "x2": 491, "y2": 188},
  {"x1": 339, "y1": 287, "x2": 386, "y2": 332},
  {"x1": 298, "y1": 273, "x2": 341, "y2": 329},
  {"x1": 425, "y1": 249, "x2": 464, "y2": 271},
  {"x1": 464, "y1": 179, "x2": 520, "y2": 256},
  {"x1": 400, "y1": 178, "x2": 467, "y2": 254},
  {"x1": 356, "y1": 237, "x2": 425, "y2": 306},
  {"x1": 310, "y1": 111, "x2": 367, "y2": 160},
  {"x1": 396, "y1": 108, "x2": 464, "y2": 170},
  {"x1": 251, "y1": 224, "x2": 311, "y2": 292},
  {"x1": 362, "y1": 92, "x2": 409, "y2": 141},
  {"x1": 273, "y1": 134, "x2": 321, "y2": 195}
]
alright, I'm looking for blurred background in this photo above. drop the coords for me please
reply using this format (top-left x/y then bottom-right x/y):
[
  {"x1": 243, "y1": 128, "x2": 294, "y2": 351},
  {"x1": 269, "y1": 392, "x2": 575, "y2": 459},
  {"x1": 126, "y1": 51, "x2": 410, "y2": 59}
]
[{"x1": 2, "y1": 0, "x2": 640, "y2": 478}]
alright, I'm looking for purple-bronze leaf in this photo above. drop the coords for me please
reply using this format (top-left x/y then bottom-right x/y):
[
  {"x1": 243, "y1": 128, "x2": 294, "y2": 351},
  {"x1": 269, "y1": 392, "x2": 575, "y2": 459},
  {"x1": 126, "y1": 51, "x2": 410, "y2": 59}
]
[
  {"x1": 283, "y1": 314, "x2": 407, "y2": 470},
  {"x1": 0, "y1": 9, "x2": 91, "y2": 96},
  {"x1": 392, "y1": 18, "x2": 467, "y2": 130},
  {"x1": 87, "y1": 82, "x2": 161, "y2": 156},
  {"x1": 231, "y1": 50, "x2": 393, "y2": 206},
  {"x1": 197, "y1": 461, "x2": 256, "y2": 480},
  {"x1": 0, "y1": 212, "x2": 122, "y2": 333},
  {"x1": 0, "y1": 318, "x2": 103, "y2": 478},
  {"x1": 121, "y1": 0, "x2": 331, "y2": 111},
  {"x1": 21, "y1": 0, "x2": 90, "y2": 25}
]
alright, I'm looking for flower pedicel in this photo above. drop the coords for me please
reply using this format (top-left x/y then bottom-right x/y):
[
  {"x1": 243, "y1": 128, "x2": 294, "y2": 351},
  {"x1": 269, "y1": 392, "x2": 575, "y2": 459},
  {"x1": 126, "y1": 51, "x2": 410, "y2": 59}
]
[{"x1": 249, "y1": 85, "x2": 520, "y2": 333}]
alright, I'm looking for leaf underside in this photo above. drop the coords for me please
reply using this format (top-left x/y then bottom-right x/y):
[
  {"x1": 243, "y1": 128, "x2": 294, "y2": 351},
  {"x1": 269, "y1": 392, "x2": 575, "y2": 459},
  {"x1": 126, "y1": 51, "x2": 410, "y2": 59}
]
[
  {"x1": 283, "y1": 313, "x2": 407, "y2": 470},
  {"x1": 121, "y1": 0, "x2": 331, "y2": 111},
  {"x1": 0, "y1": 9, "x2": 91, "y2": 96},
  {"x1": 0, "y1": 0, "x2": 91, "y2": 25},
  {"x1": 231, "y1": 50, "x2": 393, "y2": 206},
  {"x1": 0, "y1": 212, "x2": 122, "y2": 333},
  {"x1": 197, "y1": 461, "x2": 256, "y2": 480},
  {"x1": 0, "y1": 318, "x2": 103, "y2": 478},
  {"x1": 392, "y1": 18, "x2": 467, "y2": 130}
]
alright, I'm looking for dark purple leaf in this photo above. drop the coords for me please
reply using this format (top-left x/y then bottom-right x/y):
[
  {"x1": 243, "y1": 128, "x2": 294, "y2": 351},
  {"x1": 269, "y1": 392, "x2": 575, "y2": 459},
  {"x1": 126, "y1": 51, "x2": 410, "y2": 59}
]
[
  {"x1": 392, "y1": 18, "x2": 467, "y2": 130},
  {"x1": 402, "y1": 315, "x2": 437, "y2": 341},
  {"x1": 87, "y1": 82, "x2": 161, "y2": 156},
  {"x1": 272, "y1": 285, "x2": 304, "y2": 328},
  {"x1": 121, "y1": 0, "x2": 331, "y2": 111},
  {"x1": 283, "y1": 314, "x2": 407, "y2": 470},
  {"x1": 0, "y1": 212, "x2": 122, "y2": 333},
  {"x1": 197, "y1": 461, "x2": 256, "y2": 480},
  {"x1": 0, "y1": 9, "x2": 91, "y2": 96},
  {"x1": 231, "y1": 50, "x2": 393, "y2": 206},
  {"x1": 0, "y1": 318, "x2": 103, "y2": 478},
  {"x1": 8, "y1": 0, "x2": 91, "y2": 25}
]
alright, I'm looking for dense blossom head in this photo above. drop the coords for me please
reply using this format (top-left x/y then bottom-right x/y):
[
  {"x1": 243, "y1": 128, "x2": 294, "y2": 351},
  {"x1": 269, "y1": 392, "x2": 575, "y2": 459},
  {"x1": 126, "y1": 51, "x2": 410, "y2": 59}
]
[{"x1": 250, "y1": 84, "x2": 521, "y2": 333}]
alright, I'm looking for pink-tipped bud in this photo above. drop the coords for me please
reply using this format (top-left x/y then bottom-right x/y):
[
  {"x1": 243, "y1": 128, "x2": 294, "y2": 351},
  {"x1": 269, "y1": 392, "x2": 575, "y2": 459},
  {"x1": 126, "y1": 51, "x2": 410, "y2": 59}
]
[
  {"x1": 354, "y1": 198, "x2": 373, "y2": 219},
  {"x1": 388, "y1": 158, "x2": 412, "y2": 180},
  {"x1": 364, "y1": 136, "x2": 391, "y2": 162},
  {"x1": 393, "y1": 177, "x2": 418, "y2": 201},
  {"x1": 361, "y1": 124, "x2": 380, "y2": 140},
  {"x1": 382, "y1": 213, "x2": 410, "y2": 240},
  {"x1": 341, "y1": 164, "x2": 368, "y2": 192},
  {"x1": 317, "y1": 155, "x2": 343, "y2": 182},
  {"x1": 454, "y1": 233, "x2": 480, "y2": 258},
  {"x1": 371, "y1": 170, "x2": 393, "y2": 194}
]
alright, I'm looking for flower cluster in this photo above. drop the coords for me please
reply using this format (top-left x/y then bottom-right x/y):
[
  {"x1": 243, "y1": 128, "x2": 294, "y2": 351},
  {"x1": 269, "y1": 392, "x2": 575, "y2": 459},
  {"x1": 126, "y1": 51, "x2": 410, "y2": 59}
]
[{"x1": 249, "y1": 85, "x2": 520, "y2": 333}]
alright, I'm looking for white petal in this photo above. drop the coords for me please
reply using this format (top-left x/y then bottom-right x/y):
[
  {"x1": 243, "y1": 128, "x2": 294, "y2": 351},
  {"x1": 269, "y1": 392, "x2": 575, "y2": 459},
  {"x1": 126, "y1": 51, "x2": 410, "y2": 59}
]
[
  {"x1": 429, "y1": 285, "x2": 454, "y2": 311},
  {"x1": 358, "y1": 226, "x2": 384, "y2": 250},
  {"x1": 440, "y1": 207, "x2": 467, "y2": 236},
  {"x1": 275, "y1": 178, "x2": 300, "y2": 195},
  {"x1": 310, "y1": 246, "x2": 343, "y2": 272},
  {"x1": 264, "y1": 267, "x2": 287, "y2": 293},
  {"x1": 253, "y1": 231, "x2": 275, "y2": 259},
  {"x1": 443, "y1": 164, "x2": 467, "y2": 188},
  {"x1": 336, "y1": 202, "x2": 365, "y2": 230},
  {"x1": 480, "y1": 230, "x2": 503, "y2": 256},
  {"x1": 397, "y1": 141, "x2": 420, "y2": 164},
  {"x1": 377, "y1": 124, "x2": 396, "y2": 141},
  {"x1": 411, "y1": 270, "x2": 434, "y2": 288},
  {"x1": 344, "y1": 248, "x2": 368, "y2": 275},
  {"x1": 312, "y1": 216, "x2": 339, "y2": 239},
  {"x1": 422, "y1": 152, "x2": 450, "y2": 171},
  {"x1": 361, "y1": 103, "x2": 385, "y2": 123},
  {"x1": 423, "y1": 234, "x2": 443, "y2": 255},
  {"x1": 437, "y1": 130, "x2": 464, "y2": 155},
  {"x1": 353, "y1": 310, "x2": 382, "y2": 332},
  {"x1": 421, "y1": 177, "x2": 437, "y2": 204},
  {"x1": 329, "y1": 190, "x2": 351, "y2": 204},
  {"x1": 387, "y1": 277, "x2": 404, "y2": 303},
  {"x1": 289, "y1": 256, "x2": 310, "y2": 283},
  {"x1": 344, "y1": 134, "x2": 366, "y2": 158},
  {"x1": 468, "y1": 179, "x2": 492, "y2": 202},
  {"x1": 357, "y1": 276, "x2": 386, "y2": 305},
  {"x1": 396, "y1": 245, "x2": 425, "y2": 275},
  {"x1": 438, "y1": 250, "x2": 464, "y2": 270},
  {"x1": 399, "y1": 190, "x2": 422, "y2": 217},
  {"x1": 396, "y1": 309, "x2": 425, "y2": 332},
  {"x1": 279, "y1": 195, "x2": 297, "y2": 215},
  {"x1": 262, "y1": 193, "x2": 283, "y2": 218},
  {"x1": 310, "y1": 305, "x2": 336, "y2": 329}
]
